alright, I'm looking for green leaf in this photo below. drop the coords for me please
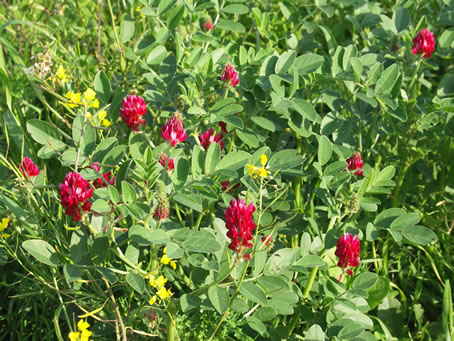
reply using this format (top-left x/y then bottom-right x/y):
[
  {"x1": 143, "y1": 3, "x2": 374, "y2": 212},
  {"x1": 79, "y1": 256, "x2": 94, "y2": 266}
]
[
  {"x1": 353, "y1": 272, "x2": 379, "y2": 290},
  {"x1": 130, "y1": 227, "x2": 169, "y2": 245},
  {"x1": 275, "y1": 50, "x2": 296, "y2": 74},
  {"x1": 240, "y1": 282, "x2": 267, "y2": 306},
  {"x1": 205, "y1": 142, "x2": 221, "y2": 174},
  {"x1": 180, "y1": 294, "x2": 201, "y2": 312},
  {"x1": 374, "y1": 208, "x2": 405, "y2": 228},
  {"x1": 375, "y1": 64, "x2": 399, "y2": 95},
  {"x1": 147, "y1": 45, "x2": 167, "y2": 65},
  {"x1": 187, "y1": 46, "x2": 203, "y2": 67},
  {"x1": 268, "y1": 149, "x2": 302, "y2": 171},
  {"x1": 94, "y1": 71, "x2": 111, "y2": 103},
  {"x1": 318, "y1": 135, "x2": 332, "y2": 166},
  {"x1": 208, "y1": 286, "x2": 229, "y2": 314},
  {"x1": 305, "y1": 324, "x2": 326, "y2": 341},
  {"x1": 108, "y1": 185, "x2": 121, "y2": 204},
  {"x1": 295, "y1": 53, "x2": 324, "y2": 75},
  {"x1": 173, "y1": 192, "x2": 203, "y2": 212},
  {"x1": 26, "y1": 119, "x2": 61, "y2": 145},
  {"x1": 393, "y1": 8, "x2": 410, "y2": 33},
  {"x1": 218, "y1": 151, "x2": 251, "y2": 170},
  {"x1": 216, "y1": 19, "x2": 246, "y2": 33},
  {"x1": 293, "y1": 255, "x2": 326, "y2": 268},
  {"x1": 264, "y1": 248, "x2": 298, "y2": 275},
  {"x1": 91, "y1": 234, "x2": 109, "y2": 265},
  {"x1": 172, "y1": 157, "x2": 189, "y2": 189},
  {"x1": 254, "y1": 307, "x2": 277, "y2": 321},
  {"x1": 121, "y1": 181, "x2": 137, "y2": 204},
  {"x1": 120, "y1": 15, "x2": 135, "y2": 43},
  {"x1": 292, "y1": 98, "x2": 317, "y2": 121},
  {"x1": 236, "y1": 129, "x2": 259, "y2": 148},
  {"x1": 167, "y1": 4, "x2": 185, "y2": 30},
  {"x1": 92, "y1": 137, "x2": 118, "y2": 162},
  {"x1": 324, "y1": 161, "x2": 347, "y2": 176},
  {"x1": 22, "y1": 240, "x2": 61, "y2": 266},
  {"x1": 191, "y1": 145, "x2": 204, "y2": 179},
  {"x1": 402, "y1": 225, "x2": 438, "y2": 245},
  {"x1": 223, "y1": 4, "x2": 249, "y2": 14},
  {"x1": 91, "y1": 199, "x2": 111, "y2": 213},
  {"x1": 338, "y1": 323, "x2": 365, "y2": 339},
  {"x1": 390, "y1": 213, "x2": 420, "y2": 231},
  {"x1": 246, "y1": 316, "x2": 267, "y2": 336},
  {"x1": 63, "y1": 264, "x2": 81, "y2": 283},
  {"x1": 251, "y1": 116, "x2": 275, "y2": 132},
  {"x1": 367, "y1": 276, "x2": 390, "y2": 309},
  {"x1": 126, "y1": 272, "x2": 145, "y2": 294},
  {"x1": 182, "y1": 235, "x2": 221, "y2": 253},
  {"x1": 166, "y1": 241, "x2": 184, "y2": 259}
]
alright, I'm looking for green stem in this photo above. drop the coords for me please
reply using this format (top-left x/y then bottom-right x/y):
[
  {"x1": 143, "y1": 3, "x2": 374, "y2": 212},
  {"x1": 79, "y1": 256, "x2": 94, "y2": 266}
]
[
  {"x1": 408, "y1": 57, "x2": 423, "y2": 99},
  {"x1": 106, "y1": 0, "x2": 126, "y2": 84},
  {"x1": 166, "y1": 300, "x2": 177, "y2": 341},
  {"x1": 392, "y1": 158, "x2": 410, "y2": 207},
  {"x1": 174, "y1": 202, "x2": 184, "y2": 227},
  {"x1": 194, "y1": 211, "x2": 204, "y2": 230}
]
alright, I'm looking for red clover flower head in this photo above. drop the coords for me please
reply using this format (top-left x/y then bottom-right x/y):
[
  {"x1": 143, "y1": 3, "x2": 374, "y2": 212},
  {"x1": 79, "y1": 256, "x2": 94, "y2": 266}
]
[
  {"x1": 203, "y1": 20, "x2": 214, "y2": 32},
  {"x1": 19, "y1": 157, "x2": 40, "y2": 177},
  {"x1": 346, "y1": 152, "x2": 364, "y2": 177},
  {"x1": 59, "y1": 172, "x2": 93, "y2": 221},
  {"x1": 119, "y1": 94, "x2": 147, "y2": 131},
  {"x1": 222, "y1": 63, "x2": 239, "y2": 87},
  {"x1": 224, "y1": 198, "x2": 256, "y2": 255},
  {"x1": 335, "y1": 233, "x2": 360, "y2": 277},
  {"x1": 412, "y1": 29, "x2": 436, "y2": 58},
  {"x1": 199, "y1": 128, "x2": 224, "y2": 151},
  {"x1": 88, "y1": 163, "x2": 115, "y2": 188},
  {"x1": 159, "y1": 153, "x2": 175, "y2": 171},
  {"x1": 161, "y1": 113, "x2": 187, "y2": 147}
]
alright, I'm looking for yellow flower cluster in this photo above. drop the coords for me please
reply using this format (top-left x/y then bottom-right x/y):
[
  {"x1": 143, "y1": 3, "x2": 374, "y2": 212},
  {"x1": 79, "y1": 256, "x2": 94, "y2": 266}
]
[
  {"x1": 68, "y1": 319, "x2": 92, "y2": 341},
  {"x1": 56, "y1": 65, "x2": 70, "y2": 83},
  {"x1": 247, "y1": 154, "x2": 270, "y2": 178},
  {"x1": 148, "y1": 274, "x2": 173, "y2": 305},
  {"x1": 65, "y1": 88, "x2": 99, "y2": 109},
  {"x1": 0, "y1": 218, "x2": 10, "y2": 239},
  {"x1": 87, "y1": 109, "x2": 111, "y2": 127},
  {"x1": 160, "y1": 247, "x2": 176, "y2": 270}
]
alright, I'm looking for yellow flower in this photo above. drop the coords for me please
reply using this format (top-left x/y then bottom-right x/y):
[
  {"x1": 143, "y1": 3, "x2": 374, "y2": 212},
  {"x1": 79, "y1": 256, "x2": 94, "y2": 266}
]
[
  {"x1": 260, "y1": 154, "x2": 268, "y2": 166},
  {"x1": 258, "y1": 167, "x2": 270, "y2": 178},
  {"x1": 135, "y1": 5, "x2": 141, "y2": 12},
  {"x1": 170, "y1": 260, "x2": 176, "y2": 270},
  {"x1": 247, "y1": 164, "x2": 256, "y2": 176},
  {"x1": 65, "y1": 91, "x2": 81, "y2": 108},
  {"x1": 0, "y1": 218, "x2": 10, "y2": 232},
  {"x1": 56, "y1": 65, "x2": 70, "y2": 83},
  {"x1": 161, "y1": 254, "x2": 172, "y2": 266},
  {"x1": 156, "y1": 275, "x2": 168, "y2": 288},
  {"x1": 1, "y1": 233, "x2": 10, "y2": 239},
  {"x1": 68, "y1": 331, "x2": 80, "y2": 341},
  {"x1": 80, "y1": 329, "x2": 92, "y2": 341},
  {"x1": 77, "y1": 319, "x2": 90, "y2": 331},
  {"x1": 89, "y1": 98, "x2": 99, "y2": 109},
  {"x1": 148, "y1": 276, "x2": 157, "y2": 287},
  {"x1": 149, "y1": 295, "x2": 157, "y2": 305},
  {"x1": 97, "y1": 110, "x2": 107, "y2": 121},
  {"x1": 86, "y1": 113, "x2": 92, "y2": 120},
  {"x1": 157, "y1": 286, "x2": 172, "y2": 300},
  {"x1": 84, "y1": 88, "x2": 96, "y2": 102},
  {"x1": 102, "y1": 119, "x2": 111, "y2": 127}
]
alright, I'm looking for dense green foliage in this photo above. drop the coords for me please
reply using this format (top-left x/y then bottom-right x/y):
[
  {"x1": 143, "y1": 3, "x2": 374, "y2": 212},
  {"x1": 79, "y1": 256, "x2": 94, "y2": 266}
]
[{"x1": 0, "y1": 0, "x2": 453, "y2": 340}]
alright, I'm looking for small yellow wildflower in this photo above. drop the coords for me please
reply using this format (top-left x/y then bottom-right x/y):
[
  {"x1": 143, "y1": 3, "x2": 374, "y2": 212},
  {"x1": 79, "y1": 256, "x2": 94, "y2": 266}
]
[
  {"x1": 1, "y1": 233, "x2": 11, "y2": 239},
  {"x1": 156, "y1": 275, "x2": 168, "y2": 288},
  {"x1": 160, "y1": 247, "x2": 177, "y2": 269},
  {"x1": 97, "y1": 110, "x2": 107, "y2": 121},
  {"x1": 77, "y1": 319, "x2": 90, "y2": 331},
  {"x1": 84, "y1": 88, "x2": 96, "y2": 102},
  {"x1": 259, "y1": 167, "x2": 270, "y2": 177},
  {"x1": 65, "y1": 91, "x2": 81, "y2": 108},
  {"x1": 102, "y1": 119, "x2": 111, "y2": 127},
  {"x1": 0, "y1": 218, "x2": 10, "y2": 231},
  {"x1": 149, "y1": 295, "x2": 157, "y2": 305},
  {"x1": 247, "y1": 164, "x2": 256, "y2": 177},
  {"x1": 260, "y1": 154, "x2": 268, "y2": 166},
  {"x1": 135, "y1": 5, "x2": 141, "y2": 12},
  {"x1": 157, "y1": 286, "x2": 173, "y2": 300},
  {"x1": 89, "y1": 98, "x2": 100, "y2": 109},
  {"x1": 68, "y1": 331, "x2": 80, "y2": 341},
  {"x1": 80, "y1": 329, "x2": 92, "y2": 341},
  {"x1": 56, "y1": 65, "x2": 70, "y2": 83},
  {"x1": 148, "y1": 276, "x2": 157, "y2": 287},
  {"x1": 86, "y1": 113, "x2": 92, "y2": 120}
]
